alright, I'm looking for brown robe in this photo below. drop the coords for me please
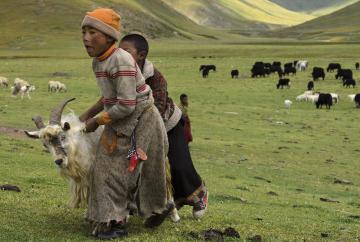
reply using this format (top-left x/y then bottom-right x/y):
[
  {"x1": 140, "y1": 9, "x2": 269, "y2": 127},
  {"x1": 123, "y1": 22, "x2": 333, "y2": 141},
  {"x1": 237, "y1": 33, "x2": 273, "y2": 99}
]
[{"x1": 86, "y1": 96, "x2": 168, "y2": 229}]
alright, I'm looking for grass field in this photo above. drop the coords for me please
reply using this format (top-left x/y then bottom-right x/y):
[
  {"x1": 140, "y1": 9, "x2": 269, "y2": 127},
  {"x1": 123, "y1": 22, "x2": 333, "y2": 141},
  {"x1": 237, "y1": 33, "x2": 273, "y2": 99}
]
[{"x1": 1, "y1": 43, "x2": 360, "y2": 241}]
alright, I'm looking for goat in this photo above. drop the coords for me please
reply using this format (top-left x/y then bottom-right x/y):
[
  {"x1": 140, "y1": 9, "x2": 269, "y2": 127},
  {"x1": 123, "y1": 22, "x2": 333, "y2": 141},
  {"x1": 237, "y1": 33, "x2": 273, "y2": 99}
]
[{"x1": 25, "y1": 98, "x2": 180, "y2": 221}]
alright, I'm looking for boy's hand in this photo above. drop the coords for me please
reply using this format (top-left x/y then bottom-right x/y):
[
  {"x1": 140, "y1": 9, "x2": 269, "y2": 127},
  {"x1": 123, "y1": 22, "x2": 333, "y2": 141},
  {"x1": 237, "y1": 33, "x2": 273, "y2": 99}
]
[{"x1": 84, "y1": 118, "x2": 99, "y2": 133}]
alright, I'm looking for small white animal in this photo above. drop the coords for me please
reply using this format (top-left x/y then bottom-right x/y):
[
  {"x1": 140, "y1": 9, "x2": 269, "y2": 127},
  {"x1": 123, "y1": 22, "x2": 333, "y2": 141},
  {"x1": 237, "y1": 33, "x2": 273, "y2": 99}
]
[
  {"x1": 0, "y1": 76, "x2": 9, "y2": 87},
  {"x1": 284, "y1": 100, "x2": 293, "y2": 109},
  {"x1": 348, "y1": 94, "x2": 356, "y2": 101}
]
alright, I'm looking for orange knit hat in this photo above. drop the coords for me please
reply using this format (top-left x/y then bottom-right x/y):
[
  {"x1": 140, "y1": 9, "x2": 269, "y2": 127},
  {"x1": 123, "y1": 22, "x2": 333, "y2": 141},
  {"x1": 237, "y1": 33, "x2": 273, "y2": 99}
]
[{"x1": 81, "y1": 8, "x2": 121, "y2": 41}]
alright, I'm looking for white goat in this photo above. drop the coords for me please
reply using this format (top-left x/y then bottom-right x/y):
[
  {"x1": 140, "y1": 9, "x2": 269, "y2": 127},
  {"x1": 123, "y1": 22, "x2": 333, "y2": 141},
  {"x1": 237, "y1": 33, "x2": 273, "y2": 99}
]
[
  {"x1": 0, "y1": 76, "x2": 9, "y2": 87},
  {"x1": 25, "y1": 98, "x2": 180, "y2": 222},
  {"x1": 296, "y1": 60, "x2": 308, "y2": 72}
]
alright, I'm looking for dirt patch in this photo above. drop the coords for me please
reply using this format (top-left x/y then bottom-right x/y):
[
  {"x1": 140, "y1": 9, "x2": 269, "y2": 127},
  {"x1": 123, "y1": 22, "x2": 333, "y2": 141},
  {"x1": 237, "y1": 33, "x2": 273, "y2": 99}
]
[{"x1": 0, "y1": 126, "x2": 27, "y2": 139}]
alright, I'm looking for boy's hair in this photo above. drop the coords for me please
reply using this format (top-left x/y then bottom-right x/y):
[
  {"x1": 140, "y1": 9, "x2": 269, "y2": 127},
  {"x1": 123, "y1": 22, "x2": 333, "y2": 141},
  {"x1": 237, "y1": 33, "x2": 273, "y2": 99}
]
[
  {"x1": 121, "y1": 34, "x2": 149, "y2": 55},
  {"x1": 180, "y1": 94, "x2": 188, "y2": 100}
]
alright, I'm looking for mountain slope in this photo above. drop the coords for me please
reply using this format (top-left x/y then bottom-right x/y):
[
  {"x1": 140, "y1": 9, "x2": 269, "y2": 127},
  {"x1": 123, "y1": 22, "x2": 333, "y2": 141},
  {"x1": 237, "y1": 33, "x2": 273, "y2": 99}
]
[
  {"x1": 0, "y1": 0, "x2": 246, "y2": 51},
  {"x1": 273, "y1": 1, "x2": 360, "y2": 41},
  {"x1": 162, "y1": 0, "x2": 313, "y2": 28},
  {"x1": 269, "y1": 0, "x2": 357, "y2": 12}
]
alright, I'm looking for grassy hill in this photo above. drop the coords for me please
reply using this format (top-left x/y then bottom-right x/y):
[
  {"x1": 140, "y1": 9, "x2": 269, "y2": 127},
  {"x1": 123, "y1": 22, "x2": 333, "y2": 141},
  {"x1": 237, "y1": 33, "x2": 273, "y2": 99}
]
[
  {"x1": 272, "y1": 1, "x2": 360, "y2": 42},
  {"x1": 0, "y1": 0, "x2": 319, "y2": 53},
  {"x1": 0, "y1": 0, "x2": 248, "y2": 53}
]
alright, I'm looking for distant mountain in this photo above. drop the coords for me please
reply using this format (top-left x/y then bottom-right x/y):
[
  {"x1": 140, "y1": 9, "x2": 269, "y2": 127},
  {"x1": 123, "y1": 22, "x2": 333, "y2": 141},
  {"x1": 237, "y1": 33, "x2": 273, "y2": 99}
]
[
  {"x1": 162, "y1": 0, "x2": 313, "y2": 28},
  {"x1": 273, "y1": 1, "x2": 360, "y2": 41},
  {"x1": 269, "y1": 0, "x2": 357, "y2": 12}
]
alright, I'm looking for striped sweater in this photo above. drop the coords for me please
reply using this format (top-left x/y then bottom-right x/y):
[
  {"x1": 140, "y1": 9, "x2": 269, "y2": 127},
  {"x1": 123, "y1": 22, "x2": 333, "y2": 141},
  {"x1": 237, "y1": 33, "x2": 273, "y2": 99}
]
[
  {"x1": 93, "y1": 45, "x2": 151, "y2": 122},
  {"x1": 92, "y1": 45, "x2": 154, "y2": 136}
]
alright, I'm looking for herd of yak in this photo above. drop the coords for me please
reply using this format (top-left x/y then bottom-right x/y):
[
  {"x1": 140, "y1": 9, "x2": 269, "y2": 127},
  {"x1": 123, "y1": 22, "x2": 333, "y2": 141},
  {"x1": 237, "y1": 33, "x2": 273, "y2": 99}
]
[{"x1": 199, "y1": 61, "x2": 360, "y2": 109}]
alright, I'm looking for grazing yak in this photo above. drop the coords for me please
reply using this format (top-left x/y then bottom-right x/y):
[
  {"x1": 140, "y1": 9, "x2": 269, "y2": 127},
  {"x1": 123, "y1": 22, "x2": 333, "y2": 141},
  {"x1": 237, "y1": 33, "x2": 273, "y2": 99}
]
[
  {"x1": 327, "y1": 63, "x2": 341, "y2": 72},
  {"x1": 231, "y1": 69, "x2": 239, "y2": 78},
  {"x1": 343, "y1": 79, "x2": 356, "y2": 88},
  {"x1": 312, "y1": 67, "x2": 325, "y2": 81},
  {"x1": 307, "y1": 81, "x2": 314, "y2": 90},
  {"x1": 284, "y1": 62, "x2": 293, "y2": 69},
  {"x1": 356, "y1": 62, "x2": 359, "y2": 70},
  {"x1": 355, "y1": 94, "x2": 360, "y2": 107},
  {"x1": 316, "y1": 93, "x2": 333, "y2": 109},
  {"x1": 199, "y1": 65, "x2": 216, "y2": 72},
  {"x1": 264, "y1": 63, "x2": 272, "y2": 69},
  {"x1": 25, "y1": 98, "x2": 180, "y2": 222},
  {"x1": 202, "y1": 68, "x2": 210, "y2": 78},
  {"x1": 283, "y1": 66, "x2": 296, "y2": 76},
  {"x1": 336, "y1": 69, "x2": 352, "y2": 80},
  {"x1": 251, "y1": 62, "x2": 266, "y2": 78},
  {"x1": 276, "y1": 78, "x2": 290, "y2": 89}
]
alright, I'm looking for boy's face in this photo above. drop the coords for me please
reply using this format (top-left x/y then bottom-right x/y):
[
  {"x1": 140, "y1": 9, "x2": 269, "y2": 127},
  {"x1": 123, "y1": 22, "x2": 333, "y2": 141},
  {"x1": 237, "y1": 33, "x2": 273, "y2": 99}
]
[
  {"x1": 119, "y1": 41, "x2": 145, "y2": 65},
  {"x1": 82, "y1": 26, "x2": 112, "y2": 57}
]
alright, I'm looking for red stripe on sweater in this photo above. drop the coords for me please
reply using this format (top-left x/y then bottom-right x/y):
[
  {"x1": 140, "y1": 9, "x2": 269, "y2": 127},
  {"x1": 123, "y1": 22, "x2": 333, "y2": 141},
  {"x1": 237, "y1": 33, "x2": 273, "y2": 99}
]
[
  {"x1": 111, "y1": 71, "x2": 137, "y2": 78},
  {"x1": 102, "y1": 98, "x2": 137, "y2": 106},
  {"x1": 136, "y1": 84, "x2": 147, "y2": 93}
]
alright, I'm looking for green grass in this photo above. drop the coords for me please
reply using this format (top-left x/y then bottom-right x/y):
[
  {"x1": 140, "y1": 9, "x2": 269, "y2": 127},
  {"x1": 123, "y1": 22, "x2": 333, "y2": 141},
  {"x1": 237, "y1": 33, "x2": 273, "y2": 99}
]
[{"x1": 1, "y1": 43, "x2": 360, "y2": 241}]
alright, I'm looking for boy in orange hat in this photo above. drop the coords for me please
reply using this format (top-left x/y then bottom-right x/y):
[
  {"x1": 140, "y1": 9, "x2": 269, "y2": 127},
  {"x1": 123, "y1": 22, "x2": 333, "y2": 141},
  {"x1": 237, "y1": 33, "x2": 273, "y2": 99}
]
[{"x1": 79, "y1": 8, "x2": 172, "y2": 239}]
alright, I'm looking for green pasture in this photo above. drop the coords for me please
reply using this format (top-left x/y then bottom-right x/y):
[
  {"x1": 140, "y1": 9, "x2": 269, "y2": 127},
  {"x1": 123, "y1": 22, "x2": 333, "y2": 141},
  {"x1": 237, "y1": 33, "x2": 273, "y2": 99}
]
[{"x1": 1, "y1": 43, "x2": 360, "y2": 241}]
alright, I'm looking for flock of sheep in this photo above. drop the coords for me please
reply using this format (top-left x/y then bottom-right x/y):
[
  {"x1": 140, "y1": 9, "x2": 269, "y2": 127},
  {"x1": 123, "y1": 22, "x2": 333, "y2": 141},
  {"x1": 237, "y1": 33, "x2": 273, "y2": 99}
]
[{"x1": 0, "y1": 76, "x2": 66, "y2": 99}]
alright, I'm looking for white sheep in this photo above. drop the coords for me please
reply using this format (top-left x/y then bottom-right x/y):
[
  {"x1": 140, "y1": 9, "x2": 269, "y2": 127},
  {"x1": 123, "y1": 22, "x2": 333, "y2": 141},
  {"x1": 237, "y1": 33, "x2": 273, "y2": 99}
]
[
  {"x1": 58, "y1": 82, "x2": 67, "y2": 92},
  {"x1": 0, "y1": 76, "x2": 9, "y2": 87},
  {"x1": 48, "y1": 80, "x2": 67, "y2": 92},
  {"x1": 48, "y1": 80, "x2": 59, "y2": 92},
  {"x1": 306, "y1": 94, "x2": 319, "y2": 103},
  {"x1": 330, "y1": 93, "x2": 339, "y2": 103},
  {"x1": 19, "y1": 85, "x2": 36, "y2": 99},
  {"x1": 12, "y1": 78, "x2": 30, "y2": 96},
  {"x1": 284, "y1": 100, "x2": 293, "y2": 109},
  {"x1": 296, "y1": 94, "x2": 308, "y2": 102},
  {"x1": 14, "y1": 77, "x2": 29, "y2": 87},
  {"x1": 348, "y1": 94, "x2": 356, "y2": 101}
]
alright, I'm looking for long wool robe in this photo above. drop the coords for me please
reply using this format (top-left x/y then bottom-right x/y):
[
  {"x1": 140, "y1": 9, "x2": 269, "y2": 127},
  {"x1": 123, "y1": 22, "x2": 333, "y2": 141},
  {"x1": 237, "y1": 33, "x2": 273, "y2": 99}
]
[{"x1": 86, "y1": 46, "x2": 168, "y2": 226}]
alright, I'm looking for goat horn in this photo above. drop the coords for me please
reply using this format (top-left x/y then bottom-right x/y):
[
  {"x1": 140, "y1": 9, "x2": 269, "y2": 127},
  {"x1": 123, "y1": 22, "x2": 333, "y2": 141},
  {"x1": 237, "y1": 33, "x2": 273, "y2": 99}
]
[
  {"x1": 32, "y1": 115, "x2": 45, "y2": 129},
  {"x1": 49, "y1": 98, "x2": 76, "y2": 125}
]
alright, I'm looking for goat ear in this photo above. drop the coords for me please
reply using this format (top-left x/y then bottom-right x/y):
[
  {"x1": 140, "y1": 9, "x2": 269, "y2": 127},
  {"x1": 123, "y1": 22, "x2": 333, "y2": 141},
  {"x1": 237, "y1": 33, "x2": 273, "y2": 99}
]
[
  {"x1": 24, "y1": 130, "x2": 40, "y2": 139},
  {"x1": 63, "y1": 122, "x2": 71, "y2": 131}
]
